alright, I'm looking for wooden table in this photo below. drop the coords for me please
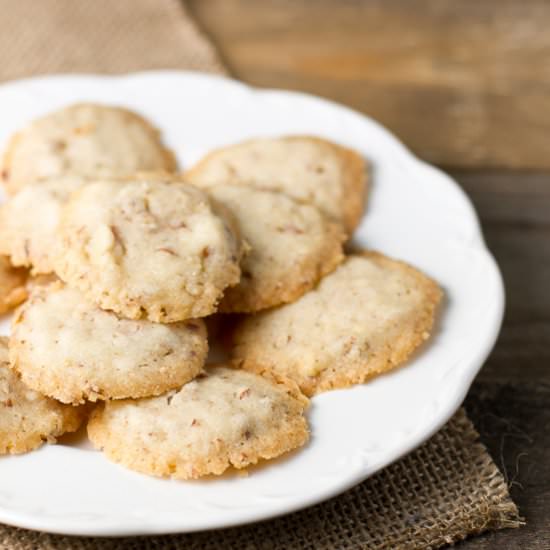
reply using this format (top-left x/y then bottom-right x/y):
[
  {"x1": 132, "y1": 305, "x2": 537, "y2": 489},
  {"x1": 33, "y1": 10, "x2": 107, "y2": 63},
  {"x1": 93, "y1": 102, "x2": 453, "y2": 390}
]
[{"x1": 188, "y1": 1, "x2": 550, "y2": 547}]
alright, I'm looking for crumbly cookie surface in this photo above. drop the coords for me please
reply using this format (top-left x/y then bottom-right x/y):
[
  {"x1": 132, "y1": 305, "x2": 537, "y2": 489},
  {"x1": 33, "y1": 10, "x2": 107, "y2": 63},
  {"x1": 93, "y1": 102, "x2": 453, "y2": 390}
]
[
  {"x1": 0, "y1": 256, "x2": 27, "y2": 314},
  {"x1": 232, "y1": 252, "x2": 442, "y2": 396},
  {"x1": 87, "y1": 366, "x2": 309, "y2": 479},
  {"x1": 209, "y1": 185, "x2": 345, "y2": 312},
  {"x1": 0, "y1": 176, "x2": 86, "y2": 274},
  {"x1": 0, "y1": 337, "x2": 83, "y2": 454},
  {"x1": 1, "y1": 103, "x2": 177, "y2": 195},
  {"x1": 186, "y1": 136, "x2": 367, "y2": 234},
  {"x1": 10, "y1": 283, "x2": 208, "y2": 404},
  {"x1": 53, "y1": 176, "x2": 244, "y2": 321}
]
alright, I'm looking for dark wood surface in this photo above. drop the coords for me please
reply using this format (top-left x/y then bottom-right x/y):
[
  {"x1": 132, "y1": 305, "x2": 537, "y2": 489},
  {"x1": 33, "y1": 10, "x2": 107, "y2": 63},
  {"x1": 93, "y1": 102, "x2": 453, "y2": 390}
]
[
  {"x1": 188, "y1": 1, "x2": 550, "y2": 547},
  {"x1": 454, "y1": 172, "x2": 550, "y2": 548}
]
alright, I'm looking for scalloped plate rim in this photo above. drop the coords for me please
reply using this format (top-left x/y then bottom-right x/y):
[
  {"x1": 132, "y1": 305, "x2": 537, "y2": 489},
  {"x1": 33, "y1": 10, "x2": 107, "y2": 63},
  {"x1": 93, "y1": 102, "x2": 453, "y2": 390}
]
[{"x1": 0, "y1": 71, "x2": 504, "y2": 537}]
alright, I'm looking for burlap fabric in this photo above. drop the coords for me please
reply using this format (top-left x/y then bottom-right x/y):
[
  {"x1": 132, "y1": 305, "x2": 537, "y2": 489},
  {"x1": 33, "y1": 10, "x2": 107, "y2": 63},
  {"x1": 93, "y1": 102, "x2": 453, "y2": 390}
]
[
  {"x1": 0, "y1": 0, "x2": 227, "y2": 79},
  {"x1": 0, "y1": 1, "x2": 521, "y2": 548}
]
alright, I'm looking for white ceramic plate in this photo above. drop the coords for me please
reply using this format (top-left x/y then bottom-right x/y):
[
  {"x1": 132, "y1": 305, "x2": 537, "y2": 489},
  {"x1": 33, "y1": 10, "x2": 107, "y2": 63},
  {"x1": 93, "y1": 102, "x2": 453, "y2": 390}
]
[{"x1": 0, "y1": 71, "x2": 504, "y2": 537}]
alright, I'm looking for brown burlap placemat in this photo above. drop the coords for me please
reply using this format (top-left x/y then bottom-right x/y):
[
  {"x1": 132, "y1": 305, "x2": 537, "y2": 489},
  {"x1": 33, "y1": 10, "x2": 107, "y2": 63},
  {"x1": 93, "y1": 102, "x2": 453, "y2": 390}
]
[
  {"x1": 0, "y1": 1, "x2": 521, "y2": 548},
  {"x1": 0, "y1": 0, "x2": 227, "y2": 80}
]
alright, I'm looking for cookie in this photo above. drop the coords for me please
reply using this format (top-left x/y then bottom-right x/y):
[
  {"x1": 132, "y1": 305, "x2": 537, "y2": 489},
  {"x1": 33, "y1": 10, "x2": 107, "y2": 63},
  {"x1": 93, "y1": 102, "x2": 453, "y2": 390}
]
[
  {"x1": 0, "y1": 175, "x2": 86, "y2": 274},
  {"x1": 0, "y1": 337, "x2": 83, "y2": 454},
  {"x1": 186, "y1": 136, "x2": 367, "y2": 234},
  {"x1": 209, "y1": 185, "x2": 345, "y2": 312},
  {"x1": 0, "y1": 256, "x2": 27, "y2": 314},
  {"x1": 10, "y1": 283, "x2": 208, "y2": 404},
  {"x1": 232, "y1": 251, "x2": 442, "y2": 396},
  {"x1": 53, "y1": 175, "x2": 244, "y2": 322},
  {"x1": 88, "y1": 365, "x2": 309, "y2": 479},
  {"x1": 1, "y1": 103, "x2": 177, "y2": 195}
]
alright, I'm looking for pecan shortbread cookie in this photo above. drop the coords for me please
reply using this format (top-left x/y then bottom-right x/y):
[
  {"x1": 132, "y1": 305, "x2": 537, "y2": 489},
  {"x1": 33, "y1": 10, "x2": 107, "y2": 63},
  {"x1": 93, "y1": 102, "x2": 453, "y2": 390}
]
[
  {"x1": 232, "y1": 252, "x2": 442, "y2": 396},
  {"x1": 209, "y1": 185, "x2": 345, "y2": 312},
  {"x1": 53, "y1": 176, "x2": 244, "y2": 322},
  {"x1": 1, "y1": 103, "x2": 177, "y2": 195},
  {"x1": 186, "y1": 136, "x2": 367, "y2": 234},
  {"x1": 88, "y1": 366, "x2": 309, "y2": 479},
  {"x1": 10, "y1": 283, "x2": 208, "y2": 404},
  {"x1": 0, "y1": 337, "x2": 83, "y2": 454}
]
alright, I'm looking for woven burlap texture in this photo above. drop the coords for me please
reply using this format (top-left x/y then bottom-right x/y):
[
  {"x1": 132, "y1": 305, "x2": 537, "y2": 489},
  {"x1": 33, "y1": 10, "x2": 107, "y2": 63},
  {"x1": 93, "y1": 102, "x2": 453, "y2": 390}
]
[
  {"x1": 0, "y1": 0, "x2": 520, "y2": 548},
  {"x1": 0, "y1": 0, "x2": 227, "y2": 80}
]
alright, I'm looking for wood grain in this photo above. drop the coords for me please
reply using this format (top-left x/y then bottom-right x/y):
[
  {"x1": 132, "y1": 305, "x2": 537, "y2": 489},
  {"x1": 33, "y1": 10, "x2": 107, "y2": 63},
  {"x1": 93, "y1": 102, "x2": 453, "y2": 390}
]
[
  {"x1": 449, "y1": 171, "x2": 550, "y2": 547},
  {"x1": 189, "y1": 0, "x2": 550, "y2": 170},
  {"x1": 464, "y1": 379, "x2": 550, "y2": 549}
]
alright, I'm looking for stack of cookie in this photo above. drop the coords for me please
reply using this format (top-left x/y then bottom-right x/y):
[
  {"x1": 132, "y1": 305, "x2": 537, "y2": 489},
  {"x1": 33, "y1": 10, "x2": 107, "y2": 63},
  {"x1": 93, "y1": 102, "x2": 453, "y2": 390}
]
[{"x1": 0, "y1": 103, "x2": 441, "y2": 480}]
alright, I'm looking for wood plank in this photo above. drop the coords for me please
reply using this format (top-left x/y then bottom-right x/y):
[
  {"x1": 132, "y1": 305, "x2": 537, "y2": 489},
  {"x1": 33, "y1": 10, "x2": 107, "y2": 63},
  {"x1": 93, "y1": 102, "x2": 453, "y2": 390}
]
[
  {"x1": 419, "y1": 171, "x2": 550, "y2": 547},
  {"x1": 452, "y1": 171, "x2": 550, "y2": 385},
  {"x1": 464, "y1": 379, "x2": 550, "y2": 548},
  {"x1": 188, "y1": 0, "x2": 550, "y2": 170}
]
